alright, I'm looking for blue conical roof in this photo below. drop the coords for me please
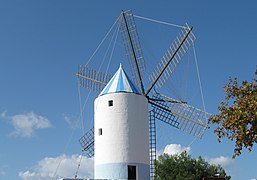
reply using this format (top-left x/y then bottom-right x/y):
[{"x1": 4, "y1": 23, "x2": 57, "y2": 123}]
[{"x1": 99, "y1": 65, "x2": 139, "y2": 96}]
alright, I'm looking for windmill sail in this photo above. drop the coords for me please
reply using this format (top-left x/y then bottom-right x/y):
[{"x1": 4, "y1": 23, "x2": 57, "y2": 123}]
[
  {"x1": 146, "y1": 24, "x2": 196, "y2": 95},
  {"x1": 77, "y1": 65, "x2": 112, "y2": 92},
  {"x1": 79, "y1": 128, "x2": 94, "y2": 158},
  {"x1": 120, "y1": 10, "x2": 145, "y2": 94},
  {"x1": 149, "y1": 93, "x2": 210, "y2": 138}
]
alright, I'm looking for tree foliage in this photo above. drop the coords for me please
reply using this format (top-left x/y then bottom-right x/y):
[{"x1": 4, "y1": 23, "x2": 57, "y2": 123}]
[
  {"x1": 209, "y1": 68, "x2": 257, "y2": 157},
  {"x1": 155, "y1": 151, "x2": 230, "y2": 180}
]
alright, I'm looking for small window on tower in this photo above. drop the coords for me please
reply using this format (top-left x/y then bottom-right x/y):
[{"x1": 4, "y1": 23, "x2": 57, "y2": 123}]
[
  {"x1": 108, "y1": 100, "x2": 113, "y2": 107},
  {"x1": 98, "y1": 128, "x2": 102, "y2": 135}
]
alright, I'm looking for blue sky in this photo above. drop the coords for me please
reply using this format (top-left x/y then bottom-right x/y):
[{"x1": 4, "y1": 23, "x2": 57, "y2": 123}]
[{"x1": 0, "y1": 1, "x2": 257, "y2": 179}]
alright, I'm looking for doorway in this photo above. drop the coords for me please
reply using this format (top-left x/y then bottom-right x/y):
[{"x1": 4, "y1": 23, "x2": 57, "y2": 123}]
[{"x1": 128, "y1": 165, "x2": 136, "y2": 180}]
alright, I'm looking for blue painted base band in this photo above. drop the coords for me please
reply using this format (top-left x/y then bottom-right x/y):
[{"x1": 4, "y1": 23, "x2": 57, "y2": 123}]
[{"x1": 95, "y1": 162, "x2": 150, "y2": 180}]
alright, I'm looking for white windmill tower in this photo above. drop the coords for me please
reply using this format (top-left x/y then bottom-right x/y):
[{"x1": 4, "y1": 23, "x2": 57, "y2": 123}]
[
  {"x1": 94, "y1": 64, "x2": 149, "y2": 179},
  {"x1": 77, "y1": 10, "x2": 210, "y2": 180}
]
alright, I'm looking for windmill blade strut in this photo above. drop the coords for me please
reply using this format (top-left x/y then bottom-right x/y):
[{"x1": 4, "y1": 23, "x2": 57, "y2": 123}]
[
  {"x1": 121, "y1": 10, "x2": 145, "y2": 94},
  {"x1": 149, "y1": 97, "x2": 187, "y2": 104},
  {"x1": 77, "y1": 73, "x2": 107, "y2": 85},
  {"x1": 149, "y1": 100, "x2": 208, "y2": 128},
  {"x1": 79, "y1": 127, "x2": 95, "y2": 158},
  {"x1": 146, "y1": 26, "x2": 194, "y2": 96},
  {"x1": 77, "y1": 65, "x2": 112, "y2": 92}
]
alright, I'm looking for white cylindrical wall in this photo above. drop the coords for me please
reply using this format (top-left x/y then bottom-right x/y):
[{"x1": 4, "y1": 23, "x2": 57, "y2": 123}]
[{"x1": 94, "y1": 92, "x2": 149, "y2": 179}]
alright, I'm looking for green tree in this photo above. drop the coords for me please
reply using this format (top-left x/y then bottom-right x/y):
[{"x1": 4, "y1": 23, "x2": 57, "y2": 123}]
[
  {"x1": 209, "y1": 68, "x2": 257, "y2": 157},
  {"x1": 155, "y1": 151, "x2": 231, "y2": 180}
]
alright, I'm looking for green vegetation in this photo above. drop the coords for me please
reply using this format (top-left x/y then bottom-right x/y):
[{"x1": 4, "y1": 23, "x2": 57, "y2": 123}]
[{"x1": 155, "y1": 151, "x2": 231, "y2": 180}]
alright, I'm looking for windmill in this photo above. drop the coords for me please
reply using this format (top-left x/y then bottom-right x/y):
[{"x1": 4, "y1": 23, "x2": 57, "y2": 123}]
[{"x1": 77, "y1": 10, "x2": 210, "y2": 180}]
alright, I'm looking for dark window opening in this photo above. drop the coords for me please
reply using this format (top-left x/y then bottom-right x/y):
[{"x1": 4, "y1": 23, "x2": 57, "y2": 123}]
[
  {"x1": 128, "y1": 165, "x2": 136, "y2": 180},
  {"x1": 98, "y1": 128, "x2": 102, "y2": 135},
  {"x1": 108, "y1": 100, "x2": 113, "y2": 107}
]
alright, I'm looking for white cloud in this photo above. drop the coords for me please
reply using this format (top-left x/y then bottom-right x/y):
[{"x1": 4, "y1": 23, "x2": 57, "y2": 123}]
[
  {"x1": 0, "y1": 110, "x2": 7, "y2": 118},
  {"x1": 19, "y1": 154, "x2": 93, "y2": 180},
  {"x1": 250, "y1": 178, "x2": 257, "y2": 180},
  {"x1": 63, "y1": 115, "x2": 80, "y2": 129},
  {"x1": 208, "y1": 156, "x2": 234, "y2": 168},
  {"x1": 0, "y1": 168, "x2": 6, "y2": 176},
  {"x1": 163, "y1": 144, "x2": 191, "y2": 155},
  {"x1": 0, "y1": 165, "x2": 8, "y2": 177},
  {"x1": 8, "y1": 112, "x2": 52, "y2": 138}
]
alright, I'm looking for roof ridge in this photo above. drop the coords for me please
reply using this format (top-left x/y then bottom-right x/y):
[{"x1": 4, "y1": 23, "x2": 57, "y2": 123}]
[{"x1": 99, "y1": 65, "x2": 139, "y2": 96}]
